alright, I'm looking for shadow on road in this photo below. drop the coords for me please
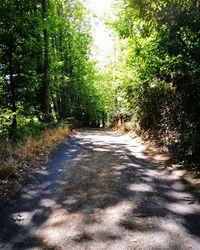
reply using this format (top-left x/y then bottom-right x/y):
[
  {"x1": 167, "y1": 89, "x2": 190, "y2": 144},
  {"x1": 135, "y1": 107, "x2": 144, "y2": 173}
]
[{"x1": 0, "y1": 130, "x2": 200, "y2": 249}]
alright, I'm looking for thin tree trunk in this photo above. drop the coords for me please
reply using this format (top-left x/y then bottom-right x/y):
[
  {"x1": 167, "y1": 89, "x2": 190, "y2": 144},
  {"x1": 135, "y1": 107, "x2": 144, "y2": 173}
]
[
  {"x1": 8, "y1": 48, "x2": 17, "y2": 142},
  {"x1": 41, "y1": 0, "x2": 51, "y2": 122}
]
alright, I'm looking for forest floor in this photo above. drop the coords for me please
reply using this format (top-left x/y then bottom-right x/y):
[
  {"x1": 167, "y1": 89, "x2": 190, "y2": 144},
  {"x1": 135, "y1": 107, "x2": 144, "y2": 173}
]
[{"x1": 0, "y1": 129, "x2": 200, "y2": 249}]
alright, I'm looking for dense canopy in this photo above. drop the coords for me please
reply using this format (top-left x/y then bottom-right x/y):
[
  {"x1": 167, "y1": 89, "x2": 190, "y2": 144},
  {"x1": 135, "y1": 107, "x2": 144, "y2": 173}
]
[{"x1": 0, "y1": 0, "x2": 200, "y2": 163}]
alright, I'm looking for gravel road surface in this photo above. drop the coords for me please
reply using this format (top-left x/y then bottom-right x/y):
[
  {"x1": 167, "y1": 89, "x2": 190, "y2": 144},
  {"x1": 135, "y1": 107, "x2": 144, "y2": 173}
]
[{"x1": 0, "y1": 130, "x2": 200, "y2": 250}]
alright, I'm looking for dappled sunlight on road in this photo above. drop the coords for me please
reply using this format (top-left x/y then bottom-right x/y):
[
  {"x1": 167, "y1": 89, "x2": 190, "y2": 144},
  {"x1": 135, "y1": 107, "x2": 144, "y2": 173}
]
[{"x1": 1, "y1": 130, "x2": 200, "y2": 249}]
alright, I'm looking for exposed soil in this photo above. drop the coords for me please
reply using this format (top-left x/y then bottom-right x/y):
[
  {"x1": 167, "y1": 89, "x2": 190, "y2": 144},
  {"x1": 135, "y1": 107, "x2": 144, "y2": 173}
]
[
  {"x1": 0, "y1": 130, "x2": 200, "y2": 249},
  {"x1": 0, "y1": 152, "x2": 49, "y2": 210}
]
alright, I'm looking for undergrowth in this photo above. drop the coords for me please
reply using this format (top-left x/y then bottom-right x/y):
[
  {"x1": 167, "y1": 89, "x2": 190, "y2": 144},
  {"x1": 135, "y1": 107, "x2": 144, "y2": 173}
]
[
  {"x1": 113, "y1": 118, "x2": 200, "y2": 168},
  {"x1": 0, "y1": 159, "x2": 17, "y2": 179},
  {"x1": 0, "y1": 125, "x2": 72, "y2": 179}
]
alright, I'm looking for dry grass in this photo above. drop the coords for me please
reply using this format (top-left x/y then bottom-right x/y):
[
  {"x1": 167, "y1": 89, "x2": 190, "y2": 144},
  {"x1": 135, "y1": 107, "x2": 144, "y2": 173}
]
[
  {"x1": 0, "y1": 159, "x2": 17, "y2": 179},
  {"x1": 0, "y1": 125, "x2": 72, "y2": 179},
  {"x1": 112, "y1": 119, "x2": 141, "y2": 135},
  {"x1": 15, "y1": 126, "x2": 71, "y2": 161}
]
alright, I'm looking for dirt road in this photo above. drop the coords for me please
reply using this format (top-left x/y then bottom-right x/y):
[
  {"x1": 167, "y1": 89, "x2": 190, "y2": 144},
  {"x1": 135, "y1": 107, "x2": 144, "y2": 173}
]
[{"x1": 0, "y1": 130, "x2": 200, "y2": 249}]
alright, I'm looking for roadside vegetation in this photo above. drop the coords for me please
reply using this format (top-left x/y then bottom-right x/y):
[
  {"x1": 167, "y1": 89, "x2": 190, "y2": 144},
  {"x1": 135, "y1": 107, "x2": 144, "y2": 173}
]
[
  {"x1": 0, "y1": 0, "x2": 106, "y2": 181},
  {"x1": 0, "y1": 125, "x2": 70, "y2": 176},
  {"x1": 0, "y1": 124, "x2": 71, "y2": 201},
  {"x1": 104, "y1": 0, "x2": 200, "y2": 166},
  {"x1": 1, "y1": 0, "x2": 200, "y2": 184}
]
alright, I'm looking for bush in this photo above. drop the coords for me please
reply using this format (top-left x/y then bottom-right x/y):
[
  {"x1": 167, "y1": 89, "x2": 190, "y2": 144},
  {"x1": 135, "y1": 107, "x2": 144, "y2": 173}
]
[{"x1": 171, "y1": 133, "x2": 200, "y2": 163}]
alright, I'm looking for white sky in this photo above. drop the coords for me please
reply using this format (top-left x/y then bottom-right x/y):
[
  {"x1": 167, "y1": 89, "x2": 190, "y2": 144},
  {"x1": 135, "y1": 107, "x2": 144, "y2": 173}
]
[
  {"x1": 87, "y1": 0, "x2": 114, "y2": 63},
  {"x1": 87, "y1": 0, "x2": 113, "y2": 15}
]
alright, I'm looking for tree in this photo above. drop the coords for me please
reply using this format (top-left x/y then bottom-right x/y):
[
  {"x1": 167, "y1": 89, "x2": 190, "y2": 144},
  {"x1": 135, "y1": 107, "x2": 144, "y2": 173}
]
[
  {"x1": 0, "y1": 0, "x2": 107, "y2": 142},
  {"x1": 0, "y1": 0, "x2": 39, "y2": 140},
  {"x1": 40, "y1": 0, "x2": 51, "y2": 122},
  {"x1": 108, "y1": 0, "x2": 200, "y2": 161}
]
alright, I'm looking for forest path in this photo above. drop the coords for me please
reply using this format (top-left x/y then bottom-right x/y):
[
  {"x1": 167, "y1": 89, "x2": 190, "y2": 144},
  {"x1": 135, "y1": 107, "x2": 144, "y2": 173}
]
[{"x1": 0, "y1": 129, "x2": 200, "y2": 250}]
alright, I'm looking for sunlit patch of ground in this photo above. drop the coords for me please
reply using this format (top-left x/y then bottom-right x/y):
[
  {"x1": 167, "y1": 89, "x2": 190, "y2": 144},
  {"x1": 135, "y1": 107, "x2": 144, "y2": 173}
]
[{"x1": 1, "y1": 130, "x2": 200, "y2": 249}]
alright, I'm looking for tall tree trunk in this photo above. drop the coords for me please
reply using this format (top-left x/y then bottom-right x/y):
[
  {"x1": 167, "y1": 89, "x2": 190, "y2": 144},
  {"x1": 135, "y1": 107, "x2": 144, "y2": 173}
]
[
  {"x1": 102, "y1": 111, "x2": 105, "y2": 128},
  {"x1": 41, "y1": 0, "x2": 51, "y2": 122},
  {"x1": 8, "y1": 48, "x2": 17, "y2": 142}
]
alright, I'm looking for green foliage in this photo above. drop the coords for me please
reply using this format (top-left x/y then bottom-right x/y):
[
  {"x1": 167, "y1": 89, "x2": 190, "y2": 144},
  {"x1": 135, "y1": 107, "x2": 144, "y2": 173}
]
[
  {"x1": 0, "y1": 0, "x2": 107, "y2": 145},
  {"x1": 108, "y1": 0, "x2": 200, "y2": 162},
  {"x1": 2, "y1": 0, "x2": 200, "y2": 164}
]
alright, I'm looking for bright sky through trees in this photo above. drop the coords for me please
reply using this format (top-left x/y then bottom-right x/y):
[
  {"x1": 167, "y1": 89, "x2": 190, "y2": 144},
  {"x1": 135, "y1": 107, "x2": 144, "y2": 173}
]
[
  {"x1": 1, "y1": 0, "x2": 200, "y2": 187},
  {"x1": 87, "y1": 0, "x2": 114, "y2": 63}
]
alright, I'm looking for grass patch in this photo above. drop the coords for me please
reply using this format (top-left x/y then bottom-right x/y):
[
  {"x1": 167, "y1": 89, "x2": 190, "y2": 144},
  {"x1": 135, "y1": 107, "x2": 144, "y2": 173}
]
[
  {"x1": 15, "y1": 125, "x2": 71, "y2": 161},
  {"x1": 0, "y1": 159, "x2": 17, "y2": 179},
  {"x1": 0, "y1": 125, "x2": 72, "y2": 179}
]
